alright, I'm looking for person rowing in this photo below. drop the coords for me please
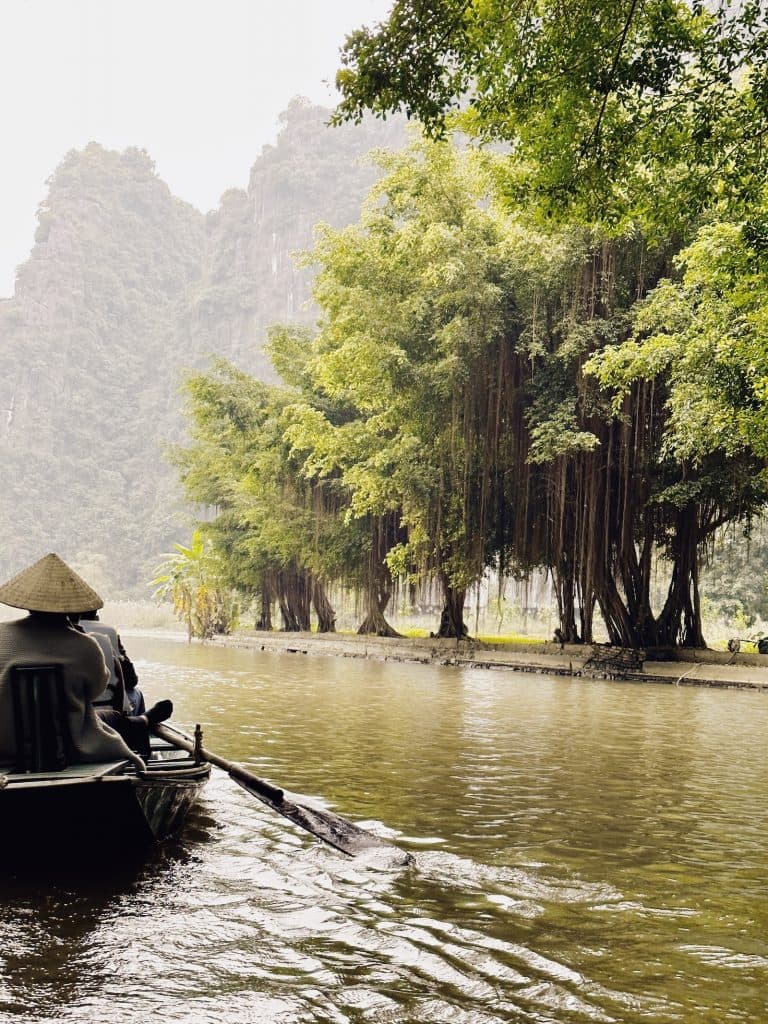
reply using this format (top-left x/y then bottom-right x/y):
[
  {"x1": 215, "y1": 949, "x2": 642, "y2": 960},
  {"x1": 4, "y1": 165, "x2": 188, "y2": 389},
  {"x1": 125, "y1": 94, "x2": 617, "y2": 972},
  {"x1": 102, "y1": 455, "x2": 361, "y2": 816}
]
[{"x1": 0, "y1": 553, "x2": 167, "y2": 770}]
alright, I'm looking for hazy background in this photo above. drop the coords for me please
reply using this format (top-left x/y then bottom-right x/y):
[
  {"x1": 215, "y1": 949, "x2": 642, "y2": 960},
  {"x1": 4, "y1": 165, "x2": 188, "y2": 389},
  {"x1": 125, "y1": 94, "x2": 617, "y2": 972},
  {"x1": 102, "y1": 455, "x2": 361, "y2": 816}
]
[
  {"x1": 0, "y1": 0, "x2": 410, "y2": 596},
  {"x1": 0, "y1": 0, "x2": 392, "y2": 297},
  {"x1": 0, "y1": 0, "x2": 754, "y2": 637}
]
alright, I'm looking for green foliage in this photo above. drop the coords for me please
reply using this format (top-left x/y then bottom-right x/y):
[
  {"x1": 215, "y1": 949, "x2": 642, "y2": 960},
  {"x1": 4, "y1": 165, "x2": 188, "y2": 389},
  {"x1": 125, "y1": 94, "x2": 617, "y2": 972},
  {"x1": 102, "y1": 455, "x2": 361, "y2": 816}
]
[
  {"x1": 173, "y1": 355, "x2": 370, "y2": 611},
  {"x1": 588, "y1": 221, "x2": 768, "y2": 464},
  {"x1": 151, "y1": 529, "x2": 239, "y2": 641},
  {"x1": 526, "y1": 401, "x2": 601, "y2": 463},
  {"x1": 334, "y1": 1, "x2": 768, "y2": 231},
  {"x1": 285, "y1": 141, "x2": 553, "y2": 589},
  {"x1": 154, "y1": 118, "x2": 768, "y2": 645}
]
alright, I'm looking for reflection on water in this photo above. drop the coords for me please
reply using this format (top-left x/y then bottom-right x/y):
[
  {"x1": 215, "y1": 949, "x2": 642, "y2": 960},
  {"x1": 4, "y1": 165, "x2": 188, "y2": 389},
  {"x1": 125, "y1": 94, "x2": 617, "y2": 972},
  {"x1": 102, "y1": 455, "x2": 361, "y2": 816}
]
[{"x1": 2, "y1": 635, "x2": 767, "y2": 1023}]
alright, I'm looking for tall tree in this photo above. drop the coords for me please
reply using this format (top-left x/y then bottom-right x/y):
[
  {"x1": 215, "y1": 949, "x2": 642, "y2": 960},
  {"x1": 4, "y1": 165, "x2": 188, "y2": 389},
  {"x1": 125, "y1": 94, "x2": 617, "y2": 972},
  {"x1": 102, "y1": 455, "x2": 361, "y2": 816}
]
[
  {"x1": 269, "y1": 326, "x2": 406, "y2": 637},
  {"x1": 176, "y1": 354, "x2": 403, "y2": 635},
  {"x1": 283, "y1": 142, "x2": 582, "y2": 636},
  {"x1": 586, "y1": 220, "x2": 768, "y2": 644}
]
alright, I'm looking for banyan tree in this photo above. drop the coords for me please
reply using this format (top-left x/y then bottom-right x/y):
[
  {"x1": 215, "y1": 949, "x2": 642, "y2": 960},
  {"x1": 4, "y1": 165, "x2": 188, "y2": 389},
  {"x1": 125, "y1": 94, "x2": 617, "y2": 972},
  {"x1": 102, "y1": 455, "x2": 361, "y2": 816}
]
[
  {"x1": 171, "y1": 140, "x2": 767, "y2": 647},
  {"x1": 281, "y1": 141, "x2": 765, "y2": 644}
]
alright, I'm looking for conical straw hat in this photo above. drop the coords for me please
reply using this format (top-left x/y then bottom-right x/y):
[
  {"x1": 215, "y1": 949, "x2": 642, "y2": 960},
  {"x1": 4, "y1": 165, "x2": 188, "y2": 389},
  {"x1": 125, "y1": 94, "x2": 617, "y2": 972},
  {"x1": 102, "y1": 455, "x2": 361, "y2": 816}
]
[{"x1": 0, "y1": 553, "x2": 103, "y2": 613}]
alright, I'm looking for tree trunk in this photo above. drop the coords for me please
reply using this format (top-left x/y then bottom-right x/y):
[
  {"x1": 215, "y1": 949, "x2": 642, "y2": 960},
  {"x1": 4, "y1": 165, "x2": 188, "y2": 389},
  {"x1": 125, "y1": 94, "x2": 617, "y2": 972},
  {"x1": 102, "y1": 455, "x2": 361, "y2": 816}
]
[
  {"x1": 357, "y1": 581, "x2": 401, "y2": 636},
  {"x1": 278, "y1": 596, "x2": 299, "y2": 631},
  {"x1": 435, "y1": 573, "x2": 468, "y2": 638},
  {"x1": 312, "y1": 576, "x2": 336, "y2": 633},
  {"x1": 276, "y1": 568, "x2": 311, "y2": 632},
  {"x1": 578, "y1": 586, "x2": 596, "y2": 645},
  {"x1": 255, "y1": 579, "x2": 273, "y2": 631},
  {"x1": 593, "y1": 570, "x2": 638, "y2": 647},
  {"x1": 357, "y1": 517, "x2": 402, "y2": 636},
  {"x1": 656, "y1": 509, "x2": 706, "y2": 648},
  {"x1": 607, "y1": 506, "x2": 658, "y2": 648},
  {"x1": 552, "y1": 559, "x2": 580, "y2": 643}
]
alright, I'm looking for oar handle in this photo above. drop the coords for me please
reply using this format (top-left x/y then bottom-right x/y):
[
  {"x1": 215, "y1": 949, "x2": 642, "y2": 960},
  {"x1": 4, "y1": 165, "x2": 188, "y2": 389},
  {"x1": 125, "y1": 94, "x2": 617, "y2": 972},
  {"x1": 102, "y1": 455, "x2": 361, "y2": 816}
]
[
  {"x1": 226, "y1": 762, "x2": 284, "y2": 803},
  {"x1": 154, "y1": 722, "x2": 284, "y2": 803}
]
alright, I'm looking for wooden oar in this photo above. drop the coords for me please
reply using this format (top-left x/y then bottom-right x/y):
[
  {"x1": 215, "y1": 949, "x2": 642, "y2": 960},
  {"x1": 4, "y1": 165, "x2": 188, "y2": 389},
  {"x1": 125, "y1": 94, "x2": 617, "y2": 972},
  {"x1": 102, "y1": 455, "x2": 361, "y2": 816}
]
[{"x1": 153, "y1": 722, "x2": 409, "y2": 861}]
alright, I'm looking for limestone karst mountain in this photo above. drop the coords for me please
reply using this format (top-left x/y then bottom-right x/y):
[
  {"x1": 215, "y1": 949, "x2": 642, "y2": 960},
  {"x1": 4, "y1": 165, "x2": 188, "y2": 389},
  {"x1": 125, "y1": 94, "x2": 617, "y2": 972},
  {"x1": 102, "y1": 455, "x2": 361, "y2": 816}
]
[
  {"x1": 0, "y1": 100, "x2": 404, "y2": 592},
  {"x1": 187, "y1": 97, "x2": 404, "y2": 381}
]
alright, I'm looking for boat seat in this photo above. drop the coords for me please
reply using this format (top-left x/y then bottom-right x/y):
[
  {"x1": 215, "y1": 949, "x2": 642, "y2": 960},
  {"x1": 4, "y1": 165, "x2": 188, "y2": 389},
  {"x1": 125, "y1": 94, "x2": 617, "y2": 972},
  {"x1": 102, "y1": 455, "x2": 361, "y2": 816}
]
[{"x1": 10, "y1": 664, "x2": 74, "y2": 773}]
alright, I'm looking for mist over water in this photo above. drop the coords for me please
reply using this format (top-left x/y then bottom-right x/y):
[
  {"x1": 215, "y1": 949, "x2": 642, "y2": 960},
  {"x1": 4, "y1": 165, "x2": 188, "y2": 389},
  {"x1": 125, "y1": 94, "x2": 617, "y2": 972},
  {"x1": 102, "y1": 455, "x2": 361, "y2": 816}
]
[{"x1": 2, "y1": 636, "x2": 766, "y2": 1023}]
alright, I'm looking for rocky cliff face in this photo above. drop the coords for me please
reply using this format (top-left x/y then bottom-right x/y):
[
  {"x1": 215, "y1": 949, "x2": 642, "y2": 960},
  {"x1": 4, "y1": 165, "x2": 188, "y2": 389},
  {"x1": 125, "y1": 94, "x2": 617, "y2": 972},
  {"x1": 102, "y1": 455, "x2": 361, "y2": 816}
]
[
  {"x1": 190, "y1": 97, "x2": 405, "y2": 379},
  {"x1": 0, "y1": 102, "x2": 403, "y2": 591}
]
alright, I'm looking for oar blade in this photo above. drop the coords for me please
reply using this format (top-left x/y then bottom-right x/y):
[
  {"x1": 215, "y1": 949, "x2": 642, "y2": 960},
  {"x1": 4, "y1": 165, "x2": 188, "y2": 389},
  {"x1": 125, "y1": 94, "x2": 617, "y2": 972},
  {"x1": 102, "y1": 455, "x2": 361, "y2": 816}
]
[{"x1": 231, "y1": 775, "x2": 398, "y2": 858}]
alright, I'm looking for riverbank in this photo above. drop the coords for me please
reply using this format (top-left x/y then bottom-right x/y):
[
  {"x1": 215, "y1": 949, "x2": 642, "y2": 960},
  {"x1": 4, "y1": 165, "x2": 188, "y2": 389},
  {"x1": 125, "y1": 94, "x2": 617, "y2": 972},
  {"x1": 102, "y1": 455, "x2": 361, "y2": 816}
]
[{"x1": 209, "y1": 631, "x2": 768, "y2": 691}]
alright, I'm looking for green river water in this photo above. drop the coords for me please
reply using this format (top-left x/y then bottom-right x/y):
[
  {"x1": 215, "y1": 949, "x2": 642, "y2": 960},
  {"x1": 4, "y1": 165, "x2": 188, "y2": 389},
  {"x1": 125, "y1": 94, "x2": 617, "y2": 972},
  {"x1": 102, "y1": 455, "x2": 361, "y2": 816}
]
[{"x1": 0, "y1": 634, "x2": 766, "y2": 1023}]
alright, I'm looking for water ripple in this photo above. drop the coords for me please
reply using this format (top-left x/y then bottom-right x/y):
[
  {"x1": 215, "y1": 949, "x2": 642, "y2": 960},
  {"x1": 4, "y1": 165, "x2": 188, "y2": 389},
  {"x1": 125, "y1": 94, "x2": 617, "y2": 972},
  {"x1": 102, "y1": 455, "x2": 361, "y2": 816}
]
[{"x1": 2, "y1": 638, "x2": 767, "y2": 1023}]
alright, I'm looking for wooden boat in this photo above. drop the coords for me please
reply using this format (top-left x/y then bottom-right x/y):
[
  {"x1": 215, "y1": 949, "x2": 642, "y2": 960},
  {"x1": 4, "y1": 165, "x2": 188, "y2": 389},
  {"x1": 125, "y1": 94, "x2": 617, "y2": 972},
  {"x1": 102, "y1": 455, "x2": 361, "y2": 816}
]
[{"x1": 0, "y1": 731, "x2": 210, "y2": 860}]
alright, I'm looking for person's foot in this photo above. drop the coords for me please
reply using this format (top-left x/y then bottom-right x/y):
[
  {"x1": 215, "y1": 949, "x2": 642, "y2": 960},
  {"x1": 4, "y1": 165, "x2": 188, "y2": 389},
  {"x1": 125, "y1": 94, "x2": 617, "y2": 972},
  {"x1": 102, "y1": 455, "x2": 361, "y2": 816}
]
[{"x1": 145, "y1": 699, "x2": 173, "y2": 726}]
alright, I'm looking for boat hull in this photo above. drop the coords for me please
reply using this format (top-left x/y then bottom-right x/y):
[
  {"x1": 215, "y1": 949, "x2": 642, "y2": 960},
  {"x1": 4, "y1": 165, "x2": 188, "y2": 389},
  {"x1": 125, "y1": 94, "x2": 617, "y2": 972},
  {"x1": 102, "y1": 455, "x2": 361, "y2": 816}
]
[
  {"x1": 134, "y1": 763, "x2": 211, "y2": 839},
  {"x1": 0, "y1": 757, "x2": 210, "y2": 861}
]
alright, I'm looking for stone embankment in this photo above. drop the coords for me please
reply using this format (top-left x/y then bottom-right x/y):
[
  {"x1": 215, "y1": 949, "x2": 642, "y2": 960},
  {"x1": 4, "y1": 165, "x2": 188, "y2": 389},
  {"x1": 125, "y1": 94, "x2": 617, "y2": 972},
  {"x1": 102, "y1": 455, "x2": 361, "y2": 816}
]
[{"x1": 210, "y1": 631, "x2": 768, "y2": 692}]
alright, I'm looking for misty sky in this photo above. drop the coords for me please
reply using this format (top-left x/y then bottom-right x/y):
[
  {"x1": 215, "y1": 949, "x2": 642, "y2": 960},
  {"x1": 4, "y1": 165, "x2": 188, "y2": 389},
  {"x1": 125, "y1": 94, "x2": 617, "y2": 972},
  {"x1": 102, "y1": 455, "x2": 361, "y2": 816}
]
[{"x1": 0, "y1": 0, "x2": 393, "y2": 298}]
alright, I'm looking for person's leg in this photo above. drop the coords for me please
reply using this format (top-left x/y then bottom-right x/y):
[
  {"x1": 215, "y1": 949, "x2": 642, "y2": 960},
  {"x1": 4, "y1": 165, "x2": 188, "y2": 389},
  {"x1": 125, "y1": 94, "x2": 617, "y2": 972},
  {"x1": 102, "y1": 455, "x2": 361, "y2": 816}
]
[
  {"x1": 144, "y1": 700, "x2": 173, "y2": 727},
  {"x1": 95, "y1": 708, "x2": 151, "y2": 757}
]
